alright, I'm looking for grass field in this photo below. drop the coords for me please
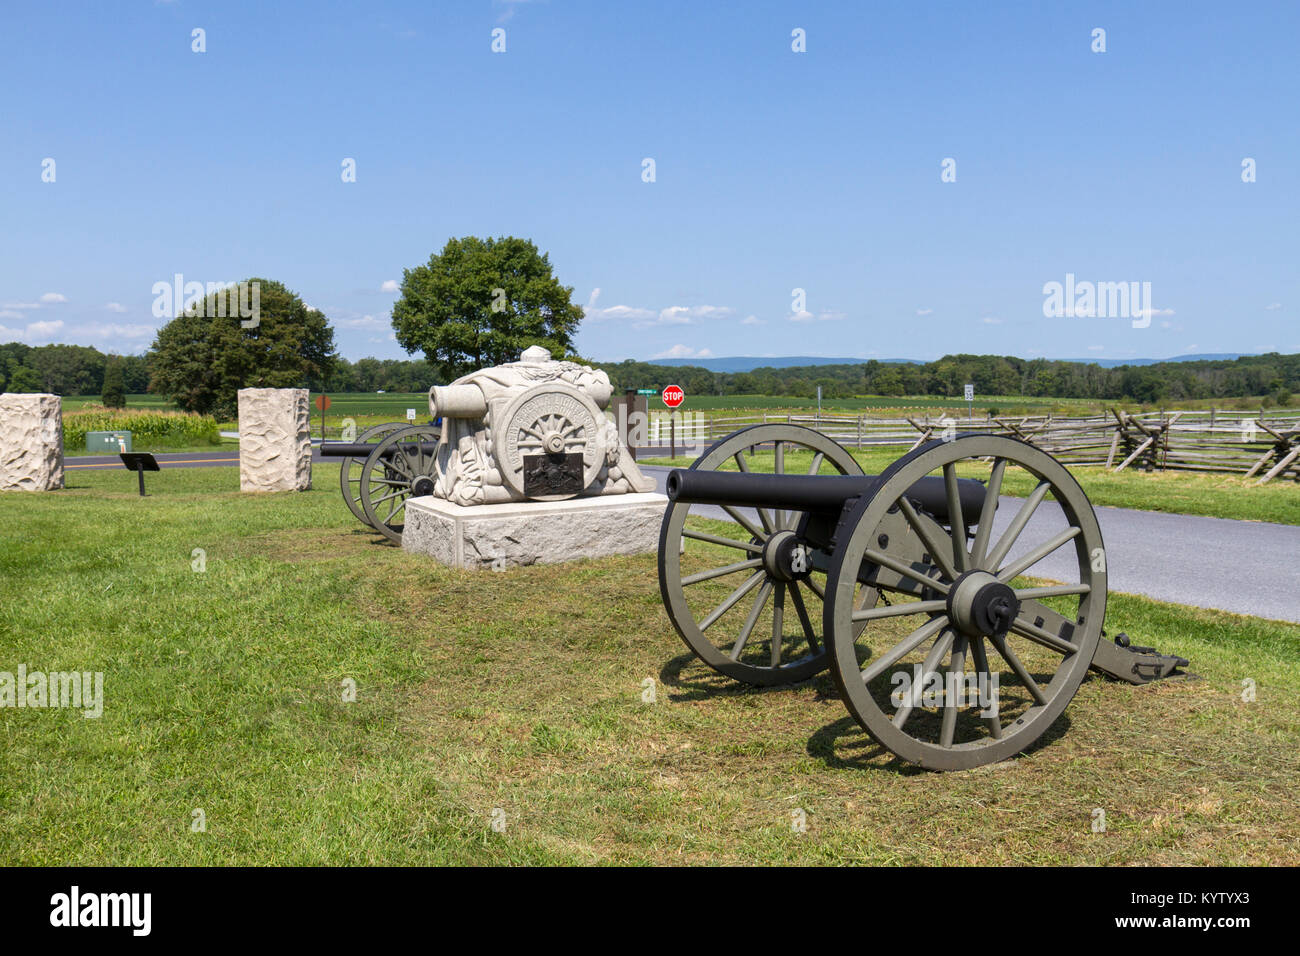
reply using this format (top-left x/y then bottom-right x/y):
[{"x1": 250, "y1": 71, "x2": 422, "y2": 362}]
[{"x1": 1, "y1": 466, "x2": 1296, "y2": 864}]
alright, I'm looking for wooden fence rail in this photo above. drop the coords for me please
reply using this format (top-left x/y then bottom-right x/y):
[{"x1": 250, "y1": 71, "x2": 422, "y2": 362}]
[{"x1": 636, "y1": 408, "x2": 1300, "y2": 481}]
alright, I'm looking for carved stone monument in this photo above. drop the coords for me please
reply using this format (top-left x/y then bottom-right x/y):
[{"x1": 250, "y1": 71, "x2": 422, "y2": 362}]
[
  {"x1": 238, "y1": 388, "x2": 311, "y2": 492},
  {"x1": 403, "y1": 347, "x2": 666, "y2": 569},
  {"x1": 0, "y1": 393, "x2": 64, "y2": 492}
]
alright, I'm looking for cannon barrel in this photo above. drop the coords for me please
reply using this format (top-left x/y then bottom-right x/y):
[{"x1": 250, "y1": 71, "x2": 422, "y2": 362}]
[
  {"x1": 665, "y1": 469, "x2": 985, "y2": 525},
  {"x1": 319, "y1": 441, "x2": 441, "y2": 458}
]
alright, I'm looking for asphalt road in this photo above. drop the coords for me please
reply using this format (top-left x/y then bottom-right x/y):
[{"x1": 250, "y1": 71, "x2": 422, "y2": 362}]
[{"x1": 63, "y1": 452, "x2": 1299, "y2": 623}]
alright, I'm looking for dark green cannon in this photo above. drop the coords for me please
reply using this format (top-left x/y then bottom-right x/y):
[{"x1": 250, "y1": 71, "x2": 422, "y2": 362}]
[
  {"x1": 319, "y1": 423, "x2": 440, "y2": 544},
  {"x1": 658, "y1": 424, "x2": 1188, "y2": 771}
]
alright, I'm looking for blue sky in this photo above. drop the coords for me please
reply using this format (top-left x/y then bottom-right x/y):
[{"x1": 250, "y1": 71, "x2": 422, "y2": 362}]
[{"x1": 2, "y1": 0, "x2": 1297, "y2": 364}]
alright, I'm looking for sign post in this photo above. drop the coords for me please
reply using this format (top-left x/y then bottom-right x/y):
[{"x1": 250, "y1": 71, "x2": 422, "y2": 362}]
[
  {"x1": 662, "y1": 385, "x2": 684, "y2": 459},
  {"x1": 963, "y1": 384, "x2": 974, "y2": 422},
  {"x1": 314, "y1": 394, "x2": 331, "y2": 439}
]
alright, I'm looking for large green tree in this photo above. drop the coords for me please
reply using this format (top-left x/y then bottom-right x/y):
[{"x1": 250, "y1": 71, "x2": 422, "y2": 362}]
[
  {"x1": 391, "y1": 236, "x2": 583, "y2": 378},
  {"x1": 148, "y1": 278, "x2": 336, "y2": 418},
  {"x1": 101, "y1": 356, "x2": 126, "y2": 408}
]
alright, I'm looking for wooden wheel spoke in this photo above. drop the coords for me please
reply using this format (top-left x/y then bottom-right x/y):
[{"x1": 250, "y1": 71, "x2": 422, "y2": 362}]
[
  {"x1": 788, "y1": 582, "x2": 819, "y2": 652},
  {"x1": 861, "y1": 614, "x2": 949, "y2": 684},
  {"x1": 699, "y1": 570, "x2": 766, "y2": 632},
  {"x1": 1008, "y1": 616, "x2": 1079, "y2": 655},
  {"x1": 943, "y1": 464, "x2": 969, "y2": 573},
  {"x1": 940, "y1": 635, "x2": 969, "y2": 748},
  {"x1": 968, "y1": 636, "x2": 1001, "y2": 739},
  {"x1": 970, "y1": 458, "x2": 1006, "y2": 567},
  {"x1": 851, "y1": 599, "x2": 947, "y2": 623},
  {"x1": 894, "y1": 630, "x2": 954, "y2": 730},
  {"x1": 681, "y1": 528, "x2": 763, "y2": 554},
  {"x1": 720, "y1": 505, "x2": 766, "y2": 542},
  {"x1": 733, "y1": 452, "x2": 775, "y2": 532},
  {"x1": 897, "y1": 497, "x2": 958, "y2": 580},
  {"x1": 864, "y1": 549, "x2": 950, "y2": 594},
  {"x1": 770, "y1": 584, "x2": 786, "y2": 667},
  {"x1": 987, "y1": 633, "x2": 1048, "y2": 706},
  {"x1": 807, "y1": 452, "x2": 825, "y2": 476},
  {"x1": 730, "y1": 581, "x2": 774, "y2": 660},
  {"x1": 995, "y1": 526, "x2": 1080, "y2": 583},
  {"x1": 1014, "y1": 583, "x2": 1090, "y2": 600},
  {"x1": 985, "y1": 480, "x2": 1050, "y2": 570},
  {"x1": 680, "y1": 557, "x2": 762, "y2": 587}
]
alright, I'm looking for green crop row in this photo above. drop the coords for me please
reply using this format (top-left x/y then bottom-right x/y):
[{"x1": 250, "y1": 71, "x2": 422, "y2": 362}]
[{"x1": 63, "y1": 406, "x2": 221, "y2": 447}]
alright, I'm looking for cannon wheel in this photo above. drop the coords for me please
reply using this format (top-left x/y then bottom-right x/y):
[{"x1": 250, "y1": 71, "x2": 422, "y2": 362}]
[
  {"x1": 659, "y1": 424, "x2": 876, "y2": 686},
  {"x1": 824, "y1": 435, "x2": 1106, "y2": 771},
  {"x1": 339, "y1": 422, "x2": 409, "y2": 527},
  {"x1": 358, "y1": 425, "x2": 442, "y2": 544}
]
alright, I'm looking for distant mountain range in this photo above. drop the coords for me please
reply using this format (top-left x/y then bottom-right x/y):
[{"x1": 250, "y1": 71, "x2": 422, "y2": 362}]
[{"x1": 643, "y1": 353, "x2": 1250, "y2": 372}]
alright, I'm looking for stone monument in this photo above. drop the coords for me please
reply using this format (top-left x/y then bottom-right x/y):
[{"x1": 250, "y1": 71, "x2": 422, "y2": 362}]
[
  {"x1": 238, "y1": 388, "x2": 311, "y2": 492},
  {"x1": 402, "y1": 347, "x2": 666, "y2": 569},
  {"x1": 0, "y1": 393, "x2": 64, "y2": 492}
]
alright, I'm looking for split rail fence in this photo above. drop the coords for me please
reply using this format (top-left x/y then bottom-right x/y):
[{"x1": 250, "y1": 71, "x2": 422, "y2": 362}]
[{"x1": 640, "y1": 408, "x2": 1300, "y2": 484}]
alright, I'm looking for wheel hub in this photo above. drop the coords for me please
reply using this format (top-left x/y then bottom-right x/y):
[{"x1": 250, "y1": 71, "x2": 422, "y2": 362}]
[
  {"x1": 946, "y1": 570, "x2": 1019, "y2": 638},
  {"x1": 762, "y1": 530, "x2": 812, "y2": 582},
  {"x1": 411, "y1": 475, "x2": 435, "y2": 497}
]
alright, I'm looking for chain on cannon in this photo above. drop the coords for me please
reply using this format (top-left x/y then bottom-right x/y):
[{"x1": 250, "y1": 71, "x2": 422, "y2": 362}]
[{"x1": 657, "y1": 424, "x2": 1188, "y2": 771}]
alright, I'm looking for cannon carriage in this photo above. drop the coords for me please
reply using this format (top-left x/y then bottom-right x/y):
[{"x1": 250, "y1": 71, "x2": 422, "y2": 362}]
[{"x1": 659, "y1": 424, "x2": 1187, "y2": 770}]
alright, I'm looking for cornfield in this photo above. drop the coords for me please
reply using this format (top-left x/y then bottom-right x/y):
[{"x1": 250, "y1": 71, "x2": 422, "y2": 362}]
[{"x1": 63, "y1": 406, "x2": 221, "y2": 448}]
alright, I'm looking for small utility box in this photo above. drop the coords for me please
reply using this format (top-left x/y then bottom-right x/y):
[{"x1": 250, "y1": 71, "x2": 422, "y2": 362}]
[{"x1": 86, "y1": 430, "x2": 132, "y2": 453}]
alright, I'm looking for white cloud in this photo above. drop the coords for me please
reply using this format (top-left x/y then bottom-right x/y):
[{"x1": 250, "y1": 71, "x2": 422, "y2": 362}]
[
  {"x1": 916, "y1": 308, "x2": 934, "y2": 316},
  {"x1": 1086, "y1": 345, "x2": 1104, "y2": 351},
  {"x1": 339, "y1": 314, "x2": 386, "y2": 329},
  {"x1": 1265, "y1": 302, "x2": 1282, "y2": 311},
  {"x1": 740, "y1": 314, "x2": 763, "y2": 326},
  {"x1": 105, "y1": 302, "x2": 128, "y2": 313},
  {"x1": 589, "y1": 303, "x2": 657, "y2": 321},
  {"x1": 788, "y1": 310, "x2": 845, "y2": 323},
  {"x1": 981, "y1": 316, "x2": 1003, "y2": 325},
  {"x1": 381, "y1": 280, "x2": 400, "y2": 293},
  {"x1": 1133, "y1": 307, "x2": 1175, "y2": 318},
  {"x1": 39, "y1": 292, "x2": 67, "y2": 304},
  {"x1": 76, "y1": 322, "x2": 157, "y2": 340},
  {"x1": 25, "y1": 319, "x2": 65, "y2": 341},
  {"x1": 0, "y1": 310, "x2": 24, "y2": 321},
  {"x1": 584, "y1": 290, "x2": 732, "y2": 326},
  {"x1": 652, "y1": 344, "x2": 714, "y2": 360}
]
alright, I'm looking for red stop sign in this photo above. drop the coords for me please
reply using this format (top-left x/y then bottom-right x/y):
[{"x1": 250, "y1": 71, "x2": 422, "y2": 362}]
[
  {"x1": 662, "y1": 385, "x2": 684, "y2": 408},
  {"x1": 314, "y1": 394, "x2": 332, "y2": 411}
]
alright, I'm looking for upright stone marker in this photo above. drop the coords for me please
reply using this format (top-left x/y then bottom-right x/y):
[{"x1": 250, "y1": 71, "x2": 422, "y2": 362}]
[
  {"x1": 0, "y1": 393, "x2": 64, "y2": 491},
  {"x1": 238, "y1": 388, "x2": 311, "y2": 492}
]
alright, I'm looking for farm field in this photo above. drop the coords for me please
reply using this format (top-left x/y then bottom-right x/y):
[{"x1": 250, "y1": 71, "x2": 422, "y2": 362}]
[{"x1": 0, "y1": 464, "x2": 1296, "y2": 865}]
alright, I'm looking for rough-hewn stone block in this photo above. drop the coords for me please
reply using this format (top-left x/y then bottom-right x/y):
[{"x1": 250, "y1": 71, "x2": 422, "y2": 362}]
[
  {"x1": 238, "y1": 388, "x2": 311, "y2": 492},
  {"x1": 0, "y1": 393, "x2": 64, "y2": 491},
  {"x1": 402, "y1": 493, "x2": 667, "y2": 569}
]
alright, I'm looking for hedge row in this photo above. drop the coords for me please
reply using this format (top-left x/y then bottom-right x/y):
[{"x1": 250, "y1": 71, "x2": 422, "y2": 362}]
[{"x1": 63, "y1": 406, "x2": 221, "y2": 447}]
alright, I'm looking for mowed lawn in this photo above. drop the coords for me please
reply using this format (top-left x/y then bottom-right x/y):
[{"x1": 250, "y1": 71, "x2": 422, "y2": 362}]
[{"x1": 0, "y1": 466, "x2": 1296, "y2": 865}]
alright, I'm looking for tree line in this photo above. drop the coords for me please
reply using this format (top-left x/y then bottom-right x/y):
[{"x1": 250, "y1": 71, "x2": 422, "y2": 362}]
[{"x1": 600, "y1": 353, "x2": 1299, "y2": 405}]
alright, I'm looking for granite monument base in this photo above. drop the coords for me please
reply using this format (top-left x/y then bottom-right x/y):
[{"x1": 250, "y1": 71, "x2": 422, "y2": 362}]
[{"x1": 402, "y1": 493, "x2": 668, "y2": 570}]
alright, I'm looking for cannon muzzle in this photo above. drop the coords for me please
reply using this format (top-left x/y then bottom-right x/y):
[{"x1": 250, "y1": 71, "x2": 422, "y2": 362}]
[{"x1": 665, "y1": 468, "x2": 985, "y2": 525}]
